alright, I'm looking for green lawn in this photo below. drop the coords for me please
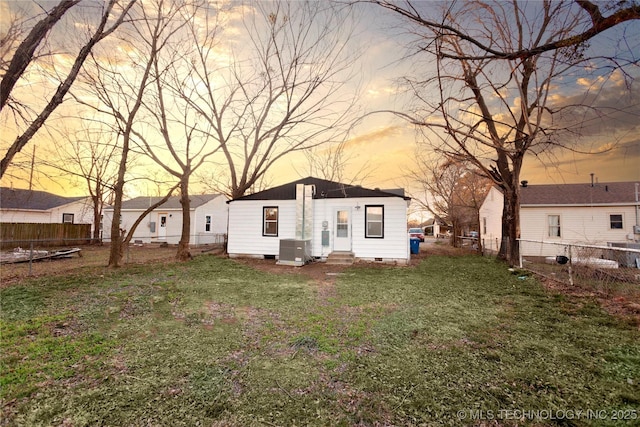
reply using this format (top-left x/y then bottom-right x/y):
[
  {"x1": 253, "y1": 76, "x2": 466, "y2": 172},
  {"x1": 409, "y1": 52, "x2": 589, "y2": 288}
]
[{"x1": 1, "y1": 255, "x2": 638, "y2": 426}]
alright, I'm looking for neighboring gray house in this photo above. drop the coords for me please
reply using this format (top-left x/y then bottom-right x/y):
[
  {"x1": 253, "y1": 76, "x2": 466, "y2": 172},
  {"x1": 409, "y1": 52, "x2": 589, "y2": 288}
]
[
  {"x1": 103, "y1": 194, "x2": 228, "y2": 245},
  {"x1": 479, "y1": 181, "x2": 640, "y2": 256},
  {"x1": 227, "y1": 177, "x2": 412, "y2": 264},
  {"x1": 0, "y1": 187, "x2": 93, "y2": 227}
]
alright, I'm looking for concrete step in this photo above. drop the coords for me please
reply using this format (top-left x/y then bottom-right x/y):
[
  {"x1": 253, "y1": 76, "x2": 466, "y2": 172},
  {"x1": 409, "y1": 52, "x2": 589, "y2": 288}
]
[{"x1": 326, "y1": 251, "x2": 355, "y2": 265}]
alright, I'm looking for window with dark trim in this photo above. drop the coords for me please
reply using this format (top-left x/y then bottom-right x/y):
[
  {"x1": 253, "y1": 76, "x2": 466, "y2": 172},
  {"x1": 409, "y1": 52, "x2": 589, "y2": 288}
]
[
  {"x1": 548, "y1": 215, "x2": 561, "y2": 237},
  {"x1": 62, "y1": 213, "x2": 74, "y2": 224},
  {"x1": 205, "y1": 215, "x2": 212, "y2": 232},
  {"x1": 365, "y1": 205, "x2": 384, "y2": 238},
  {"x1": 610, "y1": 214, "x2": 623, "y2": 229},
  {"x1": 263, "y1": 206, "x2": 278, "y2": 236}
]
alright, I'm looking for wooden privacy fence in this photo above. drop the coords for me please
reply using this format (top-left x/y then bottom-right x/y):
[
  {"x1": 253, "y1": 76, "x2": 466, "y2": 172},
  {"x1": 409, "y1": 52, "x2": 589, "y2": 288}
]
[{"x1": 0, "y1": 223, "x2": 92, "y2": 249}]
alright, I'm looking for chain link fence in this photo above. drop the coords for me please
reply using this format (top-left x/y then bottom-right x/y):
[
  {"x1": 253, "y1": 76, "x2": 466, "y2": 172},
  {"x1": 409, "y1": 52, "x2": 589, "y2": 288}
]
[
  {"x1": 480, "y1": 238, "x2": 640, "y2": 297},
  {"x1": 517, "y1": 239, "x2": 640, "y2": 297}
]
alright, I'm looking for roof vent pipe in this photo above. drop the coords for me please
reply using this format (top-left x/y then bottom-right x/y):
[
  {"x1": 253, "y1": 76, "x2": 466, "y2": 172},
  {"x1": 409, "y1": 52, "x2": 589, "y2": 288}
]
[
  {"x1": 521, "y1": 180, "x2": 528, "y2": 187},
  {"x1": 590, "y1": 173, "x2": 595, "y2": 187}
]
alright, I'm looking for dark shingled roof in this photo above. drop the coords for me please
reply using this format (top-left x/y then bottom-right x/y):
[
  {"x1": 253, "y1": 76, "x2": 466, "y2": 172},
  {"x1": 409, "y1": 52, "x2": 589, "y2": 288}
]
[
  {"x1": 0, "y1": 187, "x2": 86, "y2": 210},
  {"x1": 231, "y1": 177, "x2": 410, "y2": 202},
  {"x1": 520, "y1": 182, "x2": 639, "y2": 205},
  {"x1": 121, "y1": 194, "x2": 222, "y2": 210}
]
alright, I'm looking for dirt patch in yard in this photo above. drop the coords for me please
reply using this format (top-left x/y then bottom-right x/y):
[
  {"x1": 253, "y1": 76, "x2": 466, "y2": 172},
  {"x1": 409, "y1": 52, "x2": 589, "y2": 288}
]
[{"x1": 0, "y1": 244, "x2": 221, "y2": 287}]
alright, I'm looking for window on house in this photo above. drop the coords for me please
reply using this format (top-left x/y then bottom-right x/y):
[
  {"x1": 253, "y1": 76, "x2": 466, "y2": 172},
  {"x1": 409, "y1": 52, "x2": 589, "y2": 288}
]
[
  {"x1": 548, "y1": 215, "x2": 561, "y2": 237},
  {"x1": 365, "y1": 205, "x2": 384, "y2": 238},
  {"x1": 610, "y1": 214, "x2": 623, "y2": 229},
  {"x1": 482, "y1": 217, "x2": 487, "y2": 234},
  {"x1": 62, "y1": 213, "x2": 74, "y2": 224},
  {"x1": 263, "y1": 207, "x2": 278, "y2": 236},
  {"x1": 205, "y1": 215, "x2": 212, "y2": 232}
]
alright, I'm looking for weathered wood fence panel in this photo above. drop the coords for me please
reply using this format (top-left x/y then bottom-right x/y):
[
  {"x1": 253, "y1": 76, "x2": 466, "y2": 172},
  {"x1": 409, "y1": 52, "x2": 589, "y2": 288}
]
[{"x1": 0, "y1": 223, "x2": 92, "y2": 248}]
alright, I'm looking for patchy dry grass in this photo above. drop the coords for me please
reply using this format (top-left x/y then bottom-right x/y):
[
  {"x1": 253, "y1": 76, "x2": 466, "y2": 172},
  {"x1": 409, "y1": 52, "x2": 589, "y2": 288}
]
[{"x1": 1, "y1": 253, "x2": 639, "y2": 426}]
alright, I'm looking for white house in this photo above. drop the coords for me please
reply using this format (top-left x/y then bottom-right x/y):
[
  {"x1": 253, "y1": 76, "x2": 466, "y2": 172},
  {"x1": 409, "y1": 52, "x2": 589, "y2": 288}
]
[
  {"x1": 479, "y1": 181, "x2": 640, "y2": 256},
  {"x1": 103, "y1": 194, "x2": 228, "y2": 245},
  {"x1": 0, "y1": 187, "x2": 93, "y2": 226},
  {"x1": 227, "y1": 177, "x2": 412, "y2": 264},
  {"x1": 478, "y1": 186, "x2": 504, "y2": 253}
]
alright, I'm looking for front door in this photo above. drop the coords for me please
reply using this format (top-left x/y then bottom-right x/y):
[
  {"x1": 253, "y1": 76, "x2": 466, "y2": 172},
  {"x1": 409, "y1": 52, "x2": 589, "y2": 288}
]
[
  {"x1": 158, "y1": 213, "x2": 168, "y2": 240},
  {"x1": 334, "y1": 209, "x2": 351, "y2": 251}
]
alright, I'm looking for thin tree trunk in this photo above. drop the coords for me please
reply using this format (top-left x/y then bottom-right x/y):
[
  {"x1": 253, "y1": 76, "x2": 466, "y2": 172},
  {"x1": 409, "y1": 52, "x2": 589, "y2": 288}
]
[
  {"x1": 176, "y1": 177, "x2": 192, "y2": 261},
  {"x1": 92, "y1": 194, "x2": 101, "y2": 242},
  {"x1": 108, "y1": 143, "x2": 128, "y2": 267}
]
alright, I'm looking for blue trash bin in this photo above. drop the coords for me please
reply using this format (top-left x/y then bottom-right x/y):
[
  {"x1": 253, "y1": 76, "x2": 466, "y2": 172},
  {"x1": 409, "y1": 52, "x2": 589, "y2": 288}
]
[{"x1": 410, "y1": 238, "x2": 420, "y2": 254}]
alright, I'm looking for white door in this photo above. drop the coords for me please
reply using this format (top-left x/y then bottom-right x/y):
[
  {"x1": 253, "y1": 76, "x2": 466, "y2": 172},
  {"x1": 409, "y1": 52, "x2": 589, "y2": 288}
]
[
  {"x1": 158, "y1": 213, "x2": 167, "y2": 240},
  {"x1": 334, "y1": 209, "x2": 351, "y2": 251}
]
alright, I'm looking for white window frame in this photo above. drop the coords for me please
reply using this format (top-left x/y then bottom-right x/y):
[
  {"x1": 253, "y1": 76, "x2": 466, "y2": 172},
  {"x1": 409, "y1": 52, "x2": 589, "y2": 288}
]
[
  {"x1": 205, "y1": 215, "x2": 212, "y2": 232},
  {"x1": 62, "y1": 213, "x2": 74, "y2": 224},
  {"x1": 548, "y1": 214, "x2": 561, "y2": 238}
]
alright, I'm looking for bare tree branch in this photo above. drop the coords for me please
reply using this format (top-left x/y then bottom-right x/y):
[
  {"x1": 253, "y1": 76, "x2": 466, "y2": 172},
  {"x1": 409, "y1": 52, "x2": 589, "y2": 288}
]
[{"x1": 0, "y1": 0, "x2": 137, "y2": 178}]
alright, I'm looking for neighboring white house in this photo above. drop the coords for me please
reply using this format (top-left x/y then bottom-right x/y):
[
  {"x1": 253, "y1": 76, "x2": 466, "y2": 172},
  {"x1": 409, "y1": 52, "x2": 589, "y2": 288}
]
[
  {"x1": 479, "y1": 181, "x2": 640, "y2": 256},
  {"x1": 478, "y1": 186, "x2": 504, "y2": 252},
  {"x1": 103, "y1": 194, "x2": 228, "y2": 245},
  {"x1": 227, "y1": 177, "x2": 412, "y2": 264},
  {"x1": 0, "y1": 187, "x2": 94, "y2": 226}
]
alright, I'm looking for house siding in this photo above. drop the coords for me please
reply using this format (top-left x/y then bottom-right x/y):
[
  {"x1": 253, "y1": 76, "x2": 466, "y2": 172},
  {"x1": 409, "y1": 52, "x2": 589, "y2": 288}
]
[
  {"x1": 479, "y1": 186, "x2": 504, "y2": 253},
  {"x1": 227, "y1": 197, "x2": 409, "y2": 262},
  {"x1": 479, "y1": 183, "x2": 639, "y2": 257},
  {"x1": 227, "y1": 200, "x2": 297, "y2": 256},
  {"x1": 117, "y1": 209, "x2": 184, "y2": 244},
  {"x1": 193, "y1": 197, "x2": 228, "y2": 244},
  {"x1": 1, "y1": 199, "x2": 95, "y2": 235},
  {"x1": 105, "y1": 197, "x2": 228, "y2": 245},
  {"x1": 520, "y1": 205, "x2": 637, "y2": 256},
  {"x1": 0, "y1": 210, "x2": 54, "y2": 223}
]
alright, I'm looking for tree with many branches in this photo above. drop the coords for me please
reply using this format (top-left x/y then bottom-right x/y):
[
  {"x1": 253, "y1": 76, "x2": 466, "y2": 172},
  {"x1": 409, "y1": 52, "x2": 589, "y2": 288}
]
[
  {"x1": 0, "y1": 0, "x2": 136, "y2": 178},
  {"x1": 412, "y1": 157, "x2": 492, "y2": 248},
  {"x1": 181, "y1": 0, "x2": 362, "y2": 199},
  {"x1": 374, "y1": 0, "x2": 640, "y2": 264}
]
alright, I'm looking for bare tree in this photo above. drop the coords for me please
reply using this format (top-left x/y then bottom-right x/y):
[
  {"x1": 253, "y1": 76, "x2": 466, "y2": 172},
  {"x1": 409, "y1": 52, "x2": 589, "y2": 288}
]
[
  {"x1": 71, "y1": 0, "x2": 181, "y2": 267},
  {"x1": 412, "y1": 157, "x2": 491, "y2": 247},
  {"x1": 43, "y1": 122, "x2": 121, "y2": 242},
  {"x1": 0, "y1": 0, "x2": 136, "y2": 178},
  {"x1": 297, "y1": 139, "x2": 373, "y2": 185},
  {"x1": 132, "y1": 0, "x2": 223, "y2": 261},
  {"x1": 0, "y1": 0, "x2": 79, "y2": 111},
  {"x1": 374, "y1": 0, "x2": 640, "y2": 264},
  {"x1": 180, "y1": 0, "x2": 362, "y2": 199}
]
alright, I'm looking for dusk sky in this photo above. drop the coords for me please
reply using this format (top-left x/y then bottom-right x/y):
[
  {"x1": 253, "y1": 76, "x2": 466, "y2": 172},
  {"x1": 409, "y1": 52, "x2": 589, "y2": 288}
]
[{"x1": 1, "y1": 0, "x2": 638, "y2": 207}]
